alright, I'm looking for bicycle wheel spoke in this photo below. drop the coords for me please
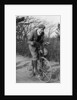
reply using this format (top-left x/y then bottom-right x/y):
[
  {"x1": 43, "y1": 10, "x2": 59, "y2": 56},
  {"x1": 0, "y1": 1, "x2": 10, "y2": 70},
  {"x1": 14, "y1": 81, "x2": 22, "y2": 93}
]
[
  {"x1": 41, "y1": 71, "x2": 51, "y2": 82},
  {"x1": 37, "y1": 57, "x2": 52, "y2": 82}
]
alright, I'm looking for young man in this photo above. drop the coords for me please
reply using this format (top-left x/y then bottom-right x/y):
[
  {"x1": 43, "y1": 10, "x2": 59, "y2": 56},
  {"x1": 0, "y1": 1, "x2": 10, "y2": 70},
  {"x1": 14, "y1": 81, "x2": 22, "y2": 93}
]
[{"x1": 27, "y1": 24, "x2": 46, "y2": 76}]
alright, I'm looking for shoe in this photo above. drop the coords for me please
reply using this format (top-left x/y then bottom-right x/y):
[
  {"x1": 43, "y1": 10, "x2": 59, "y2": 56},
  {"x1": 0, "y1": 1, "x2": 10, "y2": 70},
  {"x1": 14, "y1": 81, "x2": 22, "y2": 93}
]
[
  {"x1": 29, "y1": 72, "x2": 36, "y2": 77},
  {"x1": 36, "y1": 74, "x2": 40, "y2": 78}
]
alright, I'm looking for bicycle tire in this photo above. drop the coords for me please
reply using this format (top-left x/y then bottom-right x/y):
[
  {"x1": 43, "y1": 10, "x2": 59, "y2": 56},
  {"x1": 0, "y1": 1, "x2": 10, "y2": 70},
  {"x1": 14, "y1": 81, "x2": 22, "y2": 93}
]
[{"x1": 37, "y1": 57, "x2": 52, "y2": 83}]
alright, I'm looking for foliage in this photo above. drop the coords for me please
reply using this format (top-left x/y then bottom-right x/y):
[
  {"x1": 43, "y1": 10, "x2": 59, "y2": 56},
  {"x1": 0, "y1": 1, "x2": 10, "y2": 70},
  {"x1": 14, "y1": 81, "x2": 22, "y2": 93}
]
[{"x1": 16, "y1": 16, "x2": 60, "y2": 62}]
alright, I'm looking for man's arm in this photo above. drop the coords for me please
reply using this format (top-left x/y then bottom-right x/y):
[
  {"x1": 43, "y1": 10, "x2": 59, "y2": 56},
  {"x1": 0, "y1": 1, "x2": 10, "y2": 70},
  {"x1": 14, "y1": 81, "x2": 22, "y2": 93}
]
[
  {"x1": 40, "y1": 33, "x2": 45, "y2": 44},
  {"x1": 27, "y1": 31, "x2": 34, "y2": 45}
]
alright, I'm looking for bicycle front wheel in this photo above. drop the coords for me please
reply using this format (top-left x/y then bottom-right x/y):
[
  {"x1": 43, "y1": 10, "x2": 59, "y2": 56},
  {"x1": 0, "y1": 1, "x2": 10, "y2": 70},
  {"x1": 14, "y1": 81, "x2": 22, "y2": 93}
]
[{"x1": 37, "y1": 57, "x2": 52, "y2": 83}]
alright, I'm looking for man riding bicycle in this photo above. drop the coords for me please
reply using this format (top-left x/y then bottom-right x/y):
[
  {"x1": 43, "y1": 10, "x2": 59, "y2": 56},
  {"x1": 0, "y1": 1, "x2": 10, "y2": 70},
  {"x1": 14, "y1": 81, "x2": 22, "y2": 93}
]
[{"x1": 27, "y1": 24, "x2": 47, "y2": 77}]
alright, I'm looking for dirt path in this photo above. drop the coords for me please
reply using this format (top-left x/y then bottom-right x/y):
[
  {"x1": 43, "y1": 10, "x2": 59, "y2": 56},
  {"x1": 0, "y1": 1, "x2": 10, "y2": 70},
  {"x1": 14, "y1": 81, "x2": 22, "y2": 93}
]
[{"x1": 16, "y1": 55, "x2": 60, "y2": 83}]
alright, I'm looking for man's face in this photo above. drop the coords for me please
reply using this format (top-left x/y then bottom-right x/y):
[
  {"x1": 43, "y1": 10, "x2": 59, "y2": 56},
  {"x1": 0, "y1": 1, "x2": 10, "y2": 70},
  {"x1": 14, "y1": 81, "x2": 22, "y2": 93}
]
[{"x1": 37, "y1": 28, "x2": 44, "y2": 35}]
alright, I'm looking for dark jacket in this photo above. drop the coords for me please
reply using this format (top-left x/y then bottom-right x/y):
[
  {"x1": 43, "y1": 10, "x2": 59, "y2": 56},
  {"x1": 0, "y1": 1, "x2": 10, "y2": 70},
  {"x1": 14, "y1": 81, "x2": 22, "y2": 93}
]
[{"x1": 28, "y1": 28, "x2": 44, "y2": 46}]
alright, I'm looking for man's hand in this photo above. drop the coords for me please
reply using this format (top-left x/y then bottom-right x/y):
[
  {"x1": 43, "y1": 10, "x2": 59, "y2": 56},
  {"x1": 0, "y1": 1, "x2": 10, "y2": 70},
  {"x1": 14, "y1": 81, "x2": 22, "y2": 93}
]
[
  {"x1": 28, "y1": 41, "x2": 39, "y2": 46},
  {"x1": 44, "y1": 42, "x2": 50, "y2": 45},
  {"x1": 27, "y1": 41, "x2": 34, "y2": 45},
  {"x1": 28, "y1": 41, "x2": 40, "y2": 47}
]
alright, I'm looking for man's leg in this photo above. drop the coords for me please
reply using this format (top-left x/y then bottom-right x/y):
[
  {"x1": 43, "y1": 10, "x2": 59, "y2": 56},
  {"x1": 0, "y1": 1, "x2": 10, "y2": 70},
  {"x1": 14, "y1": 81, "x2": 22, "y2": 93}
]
[
  {"x1": 32, "y1": 59, "x2": 38, "y2": 74},
  {"x1": 29, "y1": 60, "x2": 36, "y2": 76},
  {"x1": 28, "y1": 45, "x2": 38, "y2": 76}
]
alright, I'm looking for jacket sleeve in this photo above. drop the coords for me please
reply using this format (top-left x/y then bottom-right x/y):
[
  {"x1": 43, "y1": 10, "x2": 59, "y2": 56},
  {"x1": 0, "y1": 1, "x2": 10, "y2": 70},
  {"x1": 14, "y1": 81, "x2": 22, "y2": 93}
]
[
  {"x1": 39, "y1": 32, "x2": 45, "y2": 44},
  {"x1": 27, "y1": 31, "x2": 34, "y2": 41}
]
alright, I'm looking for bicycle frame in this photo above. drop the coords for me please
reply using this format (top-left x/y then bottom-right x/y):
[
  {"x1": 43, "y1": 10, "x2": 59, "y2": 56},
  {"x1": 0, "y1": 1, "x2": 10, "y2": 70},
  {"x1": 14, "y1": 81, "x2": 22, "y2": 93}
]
[{"x1": 37, "y1": 43, "x2": 47, "y2": 69}]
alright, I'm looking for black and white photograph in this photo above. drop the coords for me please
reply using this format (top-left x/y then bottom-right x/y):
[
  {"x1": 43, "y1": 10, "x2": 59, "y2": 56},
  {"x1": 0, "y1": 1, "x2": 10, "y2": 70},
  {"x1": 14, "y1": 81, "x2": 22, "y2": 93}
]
[
  {"x1": 5, "y1": 5, "x2": 72, "y2": 95},
  {"x1": 16, "y1": 15, "x2": 60, "y2": 83}
]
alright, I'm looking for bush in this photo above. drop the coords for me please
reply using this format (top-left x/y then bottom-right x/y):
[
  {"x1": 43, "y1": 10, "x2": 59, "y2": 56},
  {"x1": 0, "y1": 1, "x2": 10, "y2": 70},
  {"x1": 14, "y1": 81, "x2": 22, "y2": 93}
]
[
  {"x1": 16, "y1": 39, "x2": 31, "y2": 57},
  {"x1": 46, "y1": 37, "x2": 60, "y2": 62}
]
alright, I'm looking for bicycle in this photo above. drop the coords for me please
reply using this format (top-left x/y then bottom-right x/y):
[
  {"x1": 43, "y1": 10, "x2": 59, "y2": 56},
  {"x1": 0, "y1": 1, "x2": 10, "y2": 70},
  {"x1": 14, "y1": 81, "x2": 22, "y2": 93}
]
[{"x1": 34, "y1": 42, "x2": 52, "y2": 83}]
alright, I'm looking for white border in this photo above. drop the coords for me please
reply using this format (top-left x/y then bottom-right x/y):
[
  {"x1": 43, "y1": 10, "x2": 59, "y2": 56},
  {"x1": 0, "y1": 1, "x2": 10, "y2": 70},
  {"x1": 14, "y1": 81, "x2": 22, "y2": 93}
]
[{"x1": 5, "y1": 5, "x2": 72, "y2": 95}]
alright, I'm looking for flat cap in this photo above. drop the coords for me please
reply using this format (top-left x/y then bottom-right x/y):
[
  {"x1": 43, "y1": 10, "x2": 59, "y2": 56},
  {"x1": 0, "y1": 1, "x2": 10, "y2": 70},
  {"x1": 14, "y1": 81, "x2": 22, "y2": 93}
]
[{"x1": 38, "y1": 24, "x2": 45, "y2": 29}]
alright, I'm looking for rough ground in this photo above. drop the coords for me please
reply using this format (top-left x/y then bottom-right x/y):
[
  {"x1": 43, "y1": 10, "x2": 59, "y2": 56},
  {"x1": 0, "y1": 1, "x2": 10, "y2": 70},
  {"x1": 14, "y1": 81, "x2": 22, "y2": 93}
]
[{"x1": 16, "y1": 55, "x2": 60, "y2": 83}]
